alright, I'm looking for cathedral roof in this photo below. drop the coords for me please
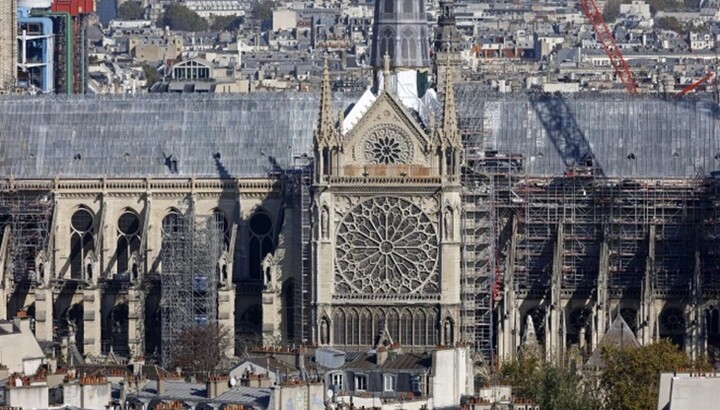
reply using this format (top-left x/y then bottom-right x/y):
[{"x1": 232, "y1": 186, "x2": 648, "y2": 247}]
[{"x1": 0, "y1": 89, "x2": 718, "y2": 179}]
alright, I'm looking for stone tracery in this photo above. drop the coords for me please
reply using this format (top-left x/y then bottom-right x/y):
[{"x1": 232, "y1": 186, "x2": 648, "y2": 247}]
[
  {"x1": 363, "y1": 125, "x2": 412, "y2": 164},
  {"x1": 335, "y1": 196, "x2": 439, "y2": 294}
]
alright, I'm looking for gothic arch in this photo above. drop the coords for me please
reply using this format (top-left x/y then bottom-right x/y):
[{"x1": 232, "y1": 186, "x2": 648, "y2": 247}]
[
  {"x1": 383, "y1": 0, "x2": 393, "y2": 14},
  {"x1": 116, "y1": 209, "x2": 141, "y2": 278},
  {"x1": 401, "y1": 28, "x2": 415, "y2": 61},
  {"x1": 57, "y1": 303, "x2": 84, "y2": 354},
  {"x1": 402, "y1": 0, "x2": 413, "y2": 14},
  {"x1": 248, "y1": 209, "x2": 274, "y2": 280},
  {"x1": 102, "y1": 303, "x2": 129, "y2": 357},
  {"x1": 70, "y1": 207, "x2": 95, "y2": 280},
  {"x1": 209, "y1": 208, "x2": 231, "y2": 251},
  {"x1": 333, "y1": 309, "x2": 345, "y2": 345}
]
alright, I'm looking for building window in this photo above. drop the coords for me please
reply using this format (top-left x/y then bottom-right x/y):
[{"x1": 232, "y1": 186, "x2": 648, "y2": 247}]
[
  {"x1": 331, "y1": 373, "x2": 344, "y2": 391},
  {"x1": 70, "y1": 208, "x2": 95, "y2": 280},
  {"x1": 355, "y1": 374, "x2": 367, "y2": 391},
  {"x1": 116, "y1": 211, "x2": 141, "y2": 278},
  {"x1": 384, "y1": 375, "x2": 395, "y2": 392},
  {"x1": 210, "y1": 209, "x2": 230, "y2": 251},
  {"x1": 248, "y1": 211, "x2": 274, "y2": 279}
]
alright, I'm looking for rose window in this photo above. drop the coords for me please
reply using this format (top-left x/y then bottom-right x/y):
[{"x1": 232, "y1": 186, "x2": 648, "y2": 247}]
[
  {"x1": 335, "y1": 196, "x2": 439, "y2": 294},
  {"x1": 363, "y1": 126, "x2": 411, "y2": 164}
]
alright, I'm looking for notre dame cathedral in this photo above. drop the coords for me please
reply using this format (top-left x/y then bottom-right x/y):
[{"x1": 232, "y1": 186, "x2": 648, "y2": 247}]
[{"x1": 1, "y1": 0, "x2": 720, "y2": 367}]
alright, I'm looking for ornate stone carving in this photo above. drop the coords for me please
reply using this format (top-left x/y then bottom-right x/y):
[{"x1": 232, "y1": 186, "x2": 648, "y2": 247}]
[
  {"x1": 362, "y1": 125, "x2": 412, "y2": 164},
  {"x1": 335, "y1": 196, "x2": 439, "y2": 294},
  {"x1": 261, "y1": 249, "x2": 283, "y2": 291}
]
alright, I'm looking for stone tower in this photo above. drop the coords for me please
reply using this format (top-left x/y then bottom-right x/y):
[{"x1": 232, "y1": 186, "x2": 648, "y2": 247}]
[
  {"x1": 433, "y1": 0, "x2": 463, "y2": 89},
  {"x1": 370, "y1": 0, "x2": 431, "y2": 70}
]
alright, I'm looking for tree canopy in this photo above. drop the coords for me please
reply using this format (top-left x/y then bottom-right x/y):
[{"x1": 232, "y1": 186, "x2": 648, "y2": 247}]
[
  {"x1": 500, "y1": 352, "x2": 602, "y2": 410},
  {"x1": 600, "y1": 339, "x2": 710, "y2": 410},
  {"x1": 172, "y1": 324, "x2": 233, "y2": 377},
  {"x1": 156, "y1": 4, "x2": 209, "y2": 32},
  {"x1": 210, "y1": 15, "x2": 244, "y2": 32},
  {"x1": 117, "y1": 1, "x2": 144, "y2": 20},
  {"x1": 252, "y1": 0, "x2": 276, "y2": 22}
]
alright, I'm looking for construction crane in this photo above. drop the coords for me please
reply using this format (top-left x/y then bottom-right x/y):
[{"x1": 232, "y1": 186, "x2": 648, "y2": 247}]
[
  {"x1": 675, "y1": 71, "x2": 715, "y2": 98},
  {"x1": 579, "y1": 0, "x2": 640, "y2": 96},
  {"x1": 579, "y1": 0, "x2": 712, "y2": 97}
]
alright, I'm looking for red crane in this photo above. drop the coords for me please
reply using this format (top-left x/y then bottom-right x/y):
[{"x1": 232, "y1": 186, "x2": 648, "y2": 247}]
[
  {"x1": 579, "y1": 0, "x2": 640, "y2": 96},
  {"x1": 675, "y1": 71, "x2": 715, "y2": 97}
]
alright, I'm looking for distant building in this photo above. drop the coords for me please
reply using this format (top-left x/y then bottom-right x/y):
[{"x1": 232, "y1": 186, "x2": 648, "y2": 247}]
[
  {"x1": 0, "y1": 0, "x2": 17, "y2": 93},
  {"x1": 129, "y1": 35, "x2": 183, "y2": 62}
]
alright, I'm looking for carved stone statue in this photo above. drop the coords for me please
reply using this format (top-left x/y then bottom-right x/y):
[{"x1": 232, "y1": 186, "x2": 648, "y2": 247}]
[
  {"x1": 261, "y1": 250, "x2": 284, "y2": 291},
  {"x1": 443, "y1": 207, "x2": 453, "y2": 240},
  {"x1": 321, "y1": 206, "x2": 329, "y2": 239},
  {"x1": 320, "y1": 318, "x2": 329, "y2": 345}
]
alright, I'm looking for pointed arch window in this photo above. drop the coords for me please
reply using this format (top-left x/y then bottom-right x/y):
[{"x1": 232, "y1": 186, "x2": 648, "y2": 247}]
[
  {"x1": 381, "y1": 28, "x2": 395, "y2": 63},
  {"x1": 333, "y1": 309, "x2": 345, "y2": 345},
  {"x1": 388, "y1": 309, "x2": 400, "y2": 343},
  {"x1": 360, "y1": 309, "x2": 372, "y2": 346},
  {"x1": 210, "y1": 209, "x2": 231, "y2": 251},
  {"x1": 70, "y1": 208, "x2": 94, "y2": 280},
  {"x1": 248, "y1": 211, "x2": 274, "y2": 280},
  {"x1": 401, "y1": 309, "x2": 412, "y2": 345},
  {"x1": 413, "y1": 310, "x2": 426, "y2": 346},
  {"x1": 116, "y1": 211, "x2": 141, "y2": 278},
  {"x1": 403, "y1": 0, "x2": 413, "y2": 14},
  {"x1": 348, "y1": 309, "x2": 359, "y2": 345},
  {"x1": 401, "y1": 28, "x2": 416, "y2": 62},
  {"x1": 383, "y1": 0, "x2": 393, "y2": 14}
]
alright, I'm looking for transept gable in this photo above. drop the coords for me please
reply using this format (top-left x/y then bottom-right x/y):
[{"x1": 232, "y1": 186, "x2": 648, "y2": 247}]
[{"x1": 341, "y1": 90, "x2": 432, "y2": 168}]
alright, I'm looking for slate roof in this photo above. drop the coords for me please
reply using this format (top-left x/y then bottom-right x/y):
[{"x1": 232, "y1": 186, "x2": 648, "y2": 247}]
[
  {"x1": 342, "y1": 351, "x2": 432, "y2": 371},
  {"x1": 131, "y1": 380, "x2": 272, "y2": 408},
  {"x1": 0, "y1": 89, "x2": 718, "y2": 179},
  {"x1": 585, "y1": 315, "x2": 640, "y2": 368}
]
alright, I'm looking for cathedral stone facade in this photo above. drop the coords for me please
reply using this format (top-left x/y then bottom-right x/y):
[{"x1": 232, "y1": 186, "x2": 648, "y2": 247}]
[{"x1": 1, "y1": 0, "x2": 720, "y2": 369}]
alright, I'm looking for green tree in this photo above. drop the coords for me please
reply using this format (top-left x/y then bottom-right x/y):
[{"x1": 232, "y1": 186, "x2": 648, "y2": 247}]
[
  {"x1": 252, "y1": 0, "x2": 276, "y2": 22},
  {"x1": 141, "y1": 63, "x2": 160, "y2": 89},
  {"x1": 602, "y1": 0, "x2": 623, "y2": 22},
  {"x1": 117, "y1": 1, "x2": 144, "y2": 20},
  {"x1": 600, "y1": 339, "x2": 710, "y2": 410},
  {"x1": 156, "y1": 4, "x2": 209, "y2": 32},
  {"x1": 500, "y1": 353, "x2": 601, "y2": 410},
  {"x1": 210, "y1": 15, "x2": 244, "y2": 32},
  {"x1": 655, "y1": 16, "x2": 684, "y2": 33}
]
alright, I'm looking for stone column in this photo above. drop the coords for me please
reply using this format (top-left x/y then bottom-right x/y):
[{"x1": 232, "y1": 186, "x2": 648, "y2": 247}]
[
  {"x1": 83, "y1": 287, "x2": 102, "y2": 355},
  {"x1": 34, "y1": 287, "x2": 54, "y2": 343},
  {"x1": 593, "y1": 225, "x2": 610, "y2": 351},
  {"x1": 500, "y1": 218, "x2": 518, "y2": 361},
  {"x1": 261, "y1": 288, "x2": 281, "y2": 346},
  {"x1": 639, "y1": 225, "x2": 656, "y2": 345},
  {"x1": 547, "y1": 224, "x2": 563, "y2": 362},
  {"x1": 218, "y1": 285, "x2": 235, "y2": 357},
  {"x1": 127, "y1": 288, "x2": 144, "y2": 359},
  {"x1": 687, "y1": 225, "x2": 703, "y2": 360}
]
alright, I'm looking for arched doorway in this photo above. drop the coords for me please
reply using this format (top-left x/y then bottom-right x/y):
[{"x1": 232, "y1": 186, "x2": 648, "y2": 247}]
[
  {"x1": 102, "y1": 303, "x2": 129, "y2": 357},
  {"x1": 57, "y1": 303, "x2": 84, "y2": 354}
]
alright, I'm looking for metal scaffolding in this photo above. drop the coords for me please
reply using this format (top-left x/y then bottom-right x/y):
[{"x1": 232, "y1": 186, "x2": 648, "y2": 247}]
[
  {"x1": 159, "y1": 203, "x2": 223, "y2": 367},
  {"x1": 0, "y1": 191, "x2": 53, "y2": 285},
  {"x1": 461, "y1": 147, "x2": 524, "y2": 362}
]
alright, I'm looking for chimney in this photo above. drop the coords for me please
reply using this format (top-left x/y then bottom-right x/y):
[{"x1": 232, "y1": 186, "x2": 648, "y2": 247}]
[
  {"x1": 205, "y1": 376, "x2": 231, "y2": 399},
  {"x1": 376, "y1": 346, "x2": 388, "y2": 366},
  {"x1": 157, "y1": 376, "x2": 165, "y2": 395}
]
